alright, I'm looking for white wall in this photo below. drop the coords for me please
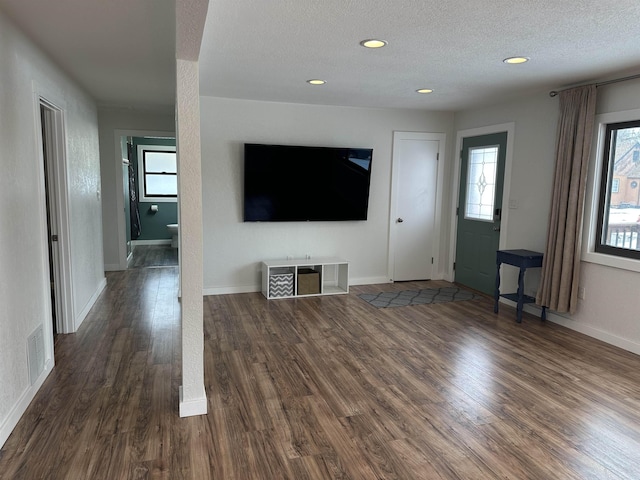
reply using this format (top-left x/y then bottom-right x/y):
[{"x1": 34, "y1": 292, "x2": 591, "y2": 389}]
[
  {"x1": 0, "y1": 11, "x2": 104, "y2": 447},
  {"x1": 199, "y1": 96, "x2": 454, "y2": 293},
  {"x1": 571, "y1": 78, "x2": 640, "y2": 352},
  {"x1": 98, "y1": 107, "x2": 175, "y2": 269},
  {"x1": 454, "y1": 79, "x2": 640, "y2": 354}
]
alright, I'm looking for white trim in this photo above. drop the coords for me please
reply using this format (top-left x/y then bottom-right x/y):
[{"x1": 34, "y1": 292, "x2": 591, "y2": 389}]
[
  {"x1": 388, "y1": 132, "x2": 446, "y2": 282},
  {"x1": 104, "y1": 263, "x2": 123, "y2": 272},
  {"x1": 202, "y1": 276, "x2": 392, "y2": 296},
  {"x1": 132, "y1": 239, "x2": 172, "y2": 246},
  {"x1": 448, "y1": 122, "x2": 515, "y2": 282},
  {"x1": 113, "y1": 129, "x2": 175, "y2": 271},
  {"x1": 46, "y1": 103, "x2": 75, "y2": 334},
  {"x1": 73, "y1": 278, "x2": 107, "y2": 331},
  {"x1": 582, "y1": 108, "x2": 640, "y2": 273},
  {"x1": 34, "y1": 92, "x2": 76, "y2": 337},
  {"x1": 350, "y1": 276, "x2": 393, "y2": 286},
  {"x1": 179, "y1": 385, "x2": 207, "y2": 417},
  {"x1": 203, "y1": 284, "x2": 259, "y2": 296},
  {"x1": 0, "y1": 358, "x2": 53, "y2": 448},
  {"x1": 504, "y1": 300, "x2": 640, "y2": 356}
]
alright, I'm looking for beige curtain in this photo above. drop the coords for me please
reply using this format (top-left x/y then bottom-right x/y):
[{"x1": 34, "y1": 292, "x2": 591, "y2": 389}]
[{"x1": 536, "y1": 85, "x2": 597, "y2": 314}]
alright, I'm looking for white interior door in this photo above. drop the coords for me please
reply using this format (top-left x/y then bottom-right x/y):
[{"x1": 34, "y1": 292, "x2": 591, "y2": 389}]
[
  {"x1": 390, "y1": 132, "x2": 440, "y2": 281},
  {"x1": 41, "y1": 105, "x2": 63, "y2": 334},
  {"x1": 39, "y1": 99, "x2": 73, "y2": 335}
]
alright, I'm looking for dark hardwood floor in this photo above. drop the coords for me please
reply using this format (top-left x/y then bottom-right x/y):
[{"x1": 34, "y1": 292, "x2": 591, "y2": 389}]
[
  {"x1": 129, "y1": 244, "x2": 178, "y2": 268},
  {"x1": 1, "y1": 267, "x2": 640, "y2": 479}
]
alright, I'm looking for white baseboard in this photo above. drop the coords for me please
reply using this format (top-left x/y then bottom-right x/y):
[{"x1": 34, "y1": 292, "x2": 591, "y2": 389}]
[
  {"x1": 351, "y1": 276, "x2": 391, "y2": 286},
  {"x1": 105, "y1": 250, "x2": 134, "y2": 271},
  {"x1": 132, "y1": 239, "x2": 171, "y2": 246},
  {"x1": 179, "y1": 385, "x2": 207, "y2": 417},
  {"x1": 0, "y1": 358, "x2": 54, "y2": 449},
  {"x1": 501, "y1": 299, "x2": 640, "y2": 356},
  {"x1": 74, "y1": 277, "x2": 107, "y2": 331},
  {"x1": 203, "y1": 276, "x2": 393, "y2": 296},
  {"x1": 203, "y1": 284, "x2": 258, "y2": 296}
]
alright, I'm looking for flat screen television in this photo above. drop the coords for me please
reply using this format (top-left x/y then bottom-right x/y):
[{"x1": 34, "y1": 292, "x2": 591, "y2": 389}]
[{"x1": 244, "y1": 143, "x2": 373, "y2": 222}]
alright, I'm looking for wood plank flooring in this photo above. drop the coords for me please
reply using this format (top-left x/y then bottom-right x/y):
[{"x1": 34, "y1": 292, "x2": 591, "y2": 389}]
[
  {"x1": 1, "y1": 267, "x2": 640, "y2": 479},
  {"x1": 129, "y1": 245, "x2": 178, "y2": 268}
]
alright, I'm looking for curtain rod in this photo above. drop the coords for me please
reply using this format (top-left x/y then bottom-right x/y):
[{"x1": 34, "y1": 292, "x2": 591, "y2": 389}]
[{"x1": 549, "y1": 73, "x2": 640, "y2": 97}]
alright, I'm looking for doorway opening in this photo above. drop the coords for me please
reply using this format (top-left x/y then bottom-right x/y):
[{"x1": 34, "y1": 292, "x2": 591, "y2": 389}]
[
  {"x1": 111, "y1": 130, "x2": 177, "y2": 271},
  {"x1": 450, "y1": 123, "x2": 514, "y2": 293},
  {"x1": 38, "y1": 98, "x2": 74, "y2": 335},
  {"x1": 40, "y1": 105, "x2": 59, "y2": 333}
]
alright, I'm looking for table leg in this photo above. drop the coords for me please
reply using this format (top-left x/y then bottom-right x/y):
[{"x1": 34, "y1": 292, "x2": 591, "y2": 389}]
[
  {"x1": 516, "y1": 266, "x2": 525, "y2": 323},
  {"x1": 494, "y1": 261, "x2": 501, "y2": 313}
]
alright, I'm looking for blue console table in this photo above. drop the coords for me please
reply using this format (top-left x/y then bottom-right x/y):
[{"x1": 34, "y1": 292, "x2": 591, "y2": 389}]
[{"x1": 495, "y1": 249, "x2": 546, "y2": 323}]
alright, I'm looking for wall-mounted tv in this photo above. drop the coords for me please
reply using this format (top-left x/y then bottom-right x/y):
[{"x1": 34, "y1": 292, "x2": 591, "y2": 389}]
[{"x1": 244, "y1": 143, "x2": 373, "y2": 222}]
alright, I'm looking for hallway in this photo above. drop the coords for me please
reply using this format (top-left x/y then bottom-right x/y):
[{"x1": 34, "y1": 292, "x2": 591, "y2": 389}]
[{"x1": 0, "y1": 266, "x2": 182, "y2": 479}]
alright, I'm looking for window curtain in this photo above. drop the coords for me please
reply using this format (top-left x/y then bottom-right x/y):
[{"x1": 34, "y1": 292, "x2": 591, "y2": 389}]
[{"x1": 536, "y1": 85, "x2": 597, "y2": 314}]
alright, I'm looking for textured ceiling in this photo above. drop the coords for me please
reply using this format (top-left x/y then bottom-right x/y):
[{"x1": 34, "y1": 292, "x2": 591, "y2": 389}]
[
  {"x1": 2, "y1": 0, "x2": 640, "y2": 112},
  {"x1": 199, "y1": 0, "x2": 640, "y2": 110}
]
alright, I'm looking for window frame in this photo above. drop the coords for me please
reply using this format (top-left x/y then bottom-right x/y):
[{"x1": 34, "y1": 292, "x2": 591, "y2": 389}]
[
  {"x1": 582, "y1": 109, "x2": 640, "y2": 272},
  {"x1": 137, "y1": 144, "x2": 177, "y2": 203},
  {"x1": 594, "y1": 120, "x2": 640, "y2": 260},
  {"x1": 463, "y1": 144, "x2": 500, "y2": 222},
  {"x1": 611, "y1": 178, "x2": 620, "y2": 193}
]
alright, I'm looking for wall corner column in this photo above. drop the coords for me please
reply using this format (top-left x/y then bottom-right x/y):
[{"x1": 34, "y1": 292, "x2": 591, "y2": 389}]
[{"x1": 176, "y1": 57, "x2": 207, "y2": 417}]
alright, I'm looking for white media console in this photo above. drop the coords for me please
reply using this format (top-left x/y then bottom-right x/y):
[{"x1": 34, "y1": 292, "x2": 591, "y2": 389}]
[{"x1": 262, "y1": 257, "x2": 349, "y2": 299}]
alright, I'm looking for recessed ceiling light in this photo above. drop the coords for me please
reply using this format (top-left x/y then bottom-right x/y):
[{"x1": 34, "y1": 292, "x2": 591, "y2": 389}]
[
  {"x1": 503, "y1": 56, "x2": 529, "y2": 64},
  {"x1": 360, "y1": 39, "x2": 387, "y2": 48},
  {"x1": 307, "y1": 79, "x2": 326, "y2": 85},
  {"x1": 416, "y1": 88, "x2": 433, "y2": 94}
]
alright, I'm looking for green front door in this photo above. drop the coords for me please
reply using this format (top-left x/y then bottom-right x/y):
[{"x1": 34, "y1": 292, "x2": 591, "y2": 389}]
[{"x1": 455, "y1": 132, "x2": 507, "y2": 294}]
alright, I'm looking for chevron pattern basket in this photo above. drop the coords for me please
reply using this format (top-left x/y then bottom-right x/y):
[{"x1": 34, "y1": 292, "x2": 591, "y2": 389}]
[{"x1": 269, "y1": 273, "x2": 294, "y2": 298}]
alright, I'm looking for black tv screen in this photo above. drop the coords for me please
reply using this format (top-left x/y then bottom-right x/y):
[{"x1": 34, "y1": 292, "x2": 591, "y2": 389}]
[{"x1": 244, "y1": 143, "x2": 373, "y2": 222}]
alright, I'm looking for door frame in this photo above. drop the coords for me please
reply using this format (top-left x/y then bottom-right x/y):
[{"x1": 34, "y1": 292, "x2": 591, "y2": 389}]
[
  {"x1": 112, "y1": 129, "x2": 175, "y2": 271},
  {"x1": 388, "y1": 131, "x2": 447, "y2": 281},
  {"x1": 447, "y1": 122, "x2": 515, "y2": 282},
  {"x1": 35, "y1": 95, "x2": 75, "y2": 335}
]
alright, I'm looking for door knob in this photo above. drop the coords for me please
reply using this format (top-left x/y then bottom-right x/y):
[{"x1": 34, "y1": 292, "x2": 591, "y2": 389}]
[
  {"x1": 493, "y1": 226, "x2": 500, "y2": 231},
  {"x1": 397, "y1": 218, "x2": 404, "y2": 223}
]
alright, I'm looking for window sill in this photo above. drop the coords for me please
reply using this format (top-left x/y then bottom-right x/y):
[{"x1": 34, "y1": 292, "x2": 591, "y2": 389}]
[
  {"x1": 139, "y1": 197, "x2": 177, "y2": 203},
  {"x1": 582, "y1": 250, "x2": 640, "y2": 273}
]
